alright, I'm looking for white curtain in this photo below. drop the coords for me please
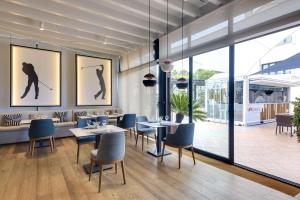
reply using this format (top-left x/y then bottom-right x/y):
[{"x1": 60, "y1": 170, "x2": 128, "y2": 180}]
[{"x1": 118, "y1": 64, "x2": 159, "y2": 118}]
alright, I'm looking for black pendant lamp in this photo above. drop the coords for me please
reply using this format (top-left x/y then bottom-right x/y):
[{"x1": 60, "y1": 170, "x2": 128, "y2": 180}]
[
  {"x1": 143, "y1": 0, "x2": 157, "y2": 87},
  {"x1": 176, "y1": 0, "x2": 188, "y2": 90}
]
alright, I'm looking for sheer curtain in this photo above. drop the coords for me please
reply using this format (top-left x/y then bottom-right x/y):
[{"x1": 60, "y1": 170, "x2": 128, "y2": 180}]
[{"x1": 118, "y1": 64, "x2": 159, "y2": 119}]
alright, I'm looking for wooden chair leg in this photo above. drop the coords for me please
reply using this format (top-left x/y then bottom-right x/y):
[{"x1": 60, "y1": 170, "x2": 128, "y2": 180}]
[
  {"x1": 178, "y1": 148, "x2": 181, "y2": 169},
  {"x1": 28, "y1": 139, "x2": 32, "y2": 154},
  {"x1": 135, "y1": 133, "x2": 139, "y2": 147},
  {"x1": 115, "y1": 163, "x2": 118, "y2": 174},
  {"x1": 147, "y1": 135, "x2": 149, "y2": 144},
  {"x1": 191, "y1": 147, "x2": 196, "y2": 165},
  {"x1": 50, "y1": 137, "x2": 54, "y2": 152},
  {"x1": 276, "y1": 125, "x2": 278, "y2": 135},
  {"x1": 52, "y1": 136, "x2": 56, "y2": 149},
  {"x1": 161, "y1": 143, "x2": 165, "y2": 162},
  {"x1": 129, "y1": 129, "x2": 132, "y2": 139},
  {"x1": 89, "y1": 159, "x2": 94, "y2": 181},
  {"x1": 77, "y1": 144, "x2": 80, "y2": 164},
  {"x1": 98, "y1": 163, "x2": 103, "y2": 193},
  {"x1": 31, "y1": 140, "x2": 36, "y2": 156},
  {"x1": 121, "y1": 160, "x2": 126, "y2": 185},
  {"x1": 142, "y1": 133, "x2": 144, "y2": 151}
]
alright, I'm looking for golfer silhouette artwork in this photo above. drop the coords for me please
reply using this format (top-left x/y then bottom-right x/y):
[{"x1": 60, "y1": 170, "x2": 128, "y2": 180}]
[
  {"x1": 20, "y1": 62, "x2": 39, "y2": 99},
  {"x1": 94, "y1": 65, "x2": 106, "y2": 100}
]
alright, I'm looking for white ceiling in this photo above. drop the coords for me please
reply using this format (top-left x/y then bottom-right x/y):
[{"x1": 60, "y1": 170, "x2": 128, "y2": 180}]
[{"x1": 0, "y1": 0, "x2": 231, "y2": 55}]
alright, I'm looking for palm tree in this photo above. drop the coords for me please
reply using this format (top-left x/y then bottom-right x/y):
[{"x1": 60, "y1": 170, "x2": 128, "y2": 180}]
[{"x1": 170, "y1": 92, "x2": 206, "y2": 123}]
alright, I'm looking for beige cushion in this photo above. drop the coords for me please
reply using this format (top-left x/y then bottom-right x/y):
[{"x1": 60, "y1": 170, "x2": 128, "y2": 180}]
[
  {"x1": 0, "y1": 125, "x2": 29, "y2": 132},
  {"x1": 54, "y1": 121, "x2": 77, "y2": 127}
]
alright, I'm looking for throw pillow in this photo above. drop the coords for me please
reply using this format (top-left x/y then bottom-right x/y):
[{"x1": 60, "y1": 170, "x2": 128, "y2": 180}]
[
  {"x1": 54, "y1": 111, "x2": 67, "y2": 122},
  {"x1": 74, "y1": 111, "x2": 87, "y2": 121},
  {"x1": 2, "y1": 114, "x2": 22, "y2": 126}
]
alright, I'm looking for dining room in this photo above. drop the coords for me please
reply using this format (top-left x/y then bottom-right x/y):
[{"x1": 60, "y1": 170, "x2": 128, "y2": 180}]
[{"x1": 0, "y1": 0, "x2": 300, "y2": 199}]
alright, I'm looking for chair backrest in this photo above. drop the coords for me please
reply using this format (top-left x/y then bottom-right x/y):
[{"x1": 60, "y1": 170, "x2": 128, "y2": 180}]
[
  {"x1": 77, "y1": 118, "x2": 89, "y2": 128},
  {"x1": 165, "y1": 123, "x2": 195, "y2": 147},
  {"x1": 96, "y1": 132, "x2": 125, "y2": 162},
  {"x1": 96, "y1": 116, "x2": 109, "y2": 125},
  {"x1": 136, "y1": 116, "x2": 149, "y2": 131},
  {"x1": 29, "y1": 119, "x2": 55, "y2": 139},
  {"x1": 276, "y1": 115, "x2": 293, "y2": 126},
  {"x1": 119, "y1": 114, "x2": 136, "y2": 129}
]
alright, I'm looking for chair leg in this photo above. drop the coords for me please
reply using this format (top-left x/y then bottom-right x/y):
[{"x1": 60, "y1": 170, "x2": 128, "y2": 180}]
[
  {"x1": 121, "y1": 160, "x2": 126, "y2": 185},
  {"x1": 28, "y1": 139, "x2": 32, "y2": 154},
  {"x1": 115, "y1": 163, "x2": 118, "y2": 174},
  {"x1": 52, "y1": 136, "x2": 56, "y2": 149},
  {"x1": 129, "y1": 129, "x2": 132, "y2": 139},
  {"x1": 135, "y1": 133, "x2": 139, "y2": 147},
  {"x1": 161, "y1": 143, "x2": 165, "y2": 162},
  {"x1": 50, "y1": 137, "x2": 54, "y2": 152},
  {"x1": 276, "y1": 125, "x2": 278, "y2": 135},
  {"x1": 89, "y1": 159, "x2": 94, "y2": 181},
  {"x1": 98, "y1": 163, "x2": 103, "y2": 193},
  {"x1": 31, "y1": 140, "x2": 36, "y2": 156},
  {"x1": 178, "y1": 148, "x2": 181, "y2": 169},
  {"x1": 147, "y1": 135, "x2": 149, "y2": 144},
  {"x1": 191, "y1": 147, "x2": 196, "y2": 165},
  {"x1": 77, "y1": 144, "x2": 80, "y2": 164},
  {"x1": 142, "y1": 133, "x2": 144, "y2": 151}
]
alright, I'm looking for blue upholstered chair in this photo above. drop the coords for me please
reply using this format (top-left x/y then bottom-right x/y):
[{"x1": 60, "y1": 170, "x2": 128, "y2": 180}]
[
  {"x1": 76, "y1": 117, "x2": 110, "y2": 163},
  {"x1": 28, "y1": 119, "x2": 55, "y2": 156},
  {"x1": 76, "y1": 118, "x2": 96, "y2": 163},
  {"x1": 161, "y1": 123, "x2": 196, "y2": 169},
  {"x1": 135, "y1": 116, "x2": 156, "y2": 151},
  {"x1": 96, "y1": 116, "x2": 109, "y2": 125},
  {"x1": 89, "y1": 132, "x2": 126, "y2": 192},
  {"x1": 118, "y1": 114, "x2": 136, "y2": 139}
]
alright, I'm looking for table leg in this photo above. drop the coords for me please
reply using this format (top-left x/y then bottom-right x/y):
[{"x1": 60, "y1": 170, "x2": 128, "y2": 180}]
[
  {"x1": 147, "y1": 127, "x2": 171, "y2": 157},
  {"x1": 83, "y1": 134, "x2": 112, "y2": 174}
]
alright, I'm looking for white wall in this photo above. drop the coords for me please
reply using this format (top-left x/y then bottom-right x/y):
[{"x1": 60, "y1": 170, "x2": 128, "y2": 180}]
[{"x1": 0, "y1": 37, "x2": 119, "y2": 112}]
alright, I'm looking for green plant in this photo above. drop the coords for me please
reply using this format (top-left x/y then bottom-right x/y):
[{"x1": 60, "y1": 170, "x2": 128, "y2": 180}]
[
  {"x1": 170, "y1": 92, "x2": 206, "y2": 121},
  {"x1": 292, "y1": 97, "x2": 300, "y2": 142}
]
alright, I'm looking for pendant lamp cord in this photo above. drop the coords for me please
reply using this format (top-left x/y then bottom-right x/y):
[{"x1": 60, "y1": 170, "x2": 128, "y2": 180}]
[
  {"x1": 181, "y1": 0, "x2": 184, "y2": 78},
  {"x1": 166, "y1": 0, "x2": 169, "y2": 59},
  {"x1": 149, "y1": 0, "x2": 151, "y2": 74}
]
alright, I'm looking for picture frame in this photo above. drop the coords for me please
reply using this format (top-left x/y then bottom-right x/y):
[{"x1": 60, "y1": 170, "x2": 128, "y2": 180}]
[
  {"x1": 10, "y1": 45, "x2": 61, "y2": 107},
  {"x1": 76, "y1": 54, "x2": 112, "y2": 106}
]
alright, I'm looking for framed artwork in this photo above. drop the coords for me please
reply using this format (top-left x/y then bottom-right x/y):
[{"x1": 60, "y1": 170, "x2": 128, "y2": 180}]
[
  {"x1": 10, "y1": 45, "x2": 61, "y2": 107},
  {"x1": 76, "y1": 54, "x2": 112, "y2": 106}
]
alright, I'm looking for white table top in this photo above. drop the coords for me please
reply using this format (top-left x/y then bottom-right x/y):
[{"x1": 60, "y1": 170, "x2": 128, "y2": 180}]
[
  {"x1": 136, "y1": 121, "x2": 180, "y2": 128},
  {"x1": 70, "y1": 125, "x2": 126, "y2": 138},
  {"x1": 20, "y1": 117, "x2": 60, "y2": 125}
]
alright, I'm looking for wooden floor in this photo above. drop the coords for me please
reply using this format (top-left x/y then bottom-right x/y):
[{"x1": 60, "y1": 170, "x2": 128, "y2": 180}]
[{"x1": 0, "y1": 136, "x2": 298, "y2": 200}]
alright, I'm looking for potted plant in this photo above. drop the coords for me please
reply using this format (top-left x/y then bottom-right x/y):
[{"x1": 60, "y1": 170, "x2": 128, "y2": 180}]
[
  {"x1": 170, "y1": 92, "x2": 206, "y2": 123},
  {"x1": 292, "y1": 97, "x2": 300, "y2": 142}
]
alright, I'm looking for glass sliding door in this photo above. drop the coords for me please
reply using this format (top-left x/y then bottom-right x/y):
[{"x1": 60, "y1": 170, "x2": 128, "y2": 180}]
[
  {"x1": 192, "y1": 47, "x2": 230, "y2": 158},
  {"x1": 170, "y1": 58, "x2": 189, "y2": 123},
  {"x1": 234, "y1": 26, "x2": 300, "y2": 185}
]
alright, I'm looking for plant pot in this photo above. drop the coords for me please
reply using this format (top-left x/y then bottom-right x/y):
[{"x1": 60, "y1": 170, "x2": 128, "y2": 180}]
[{"x1": 175, "y1": 113, "x2": 184, "y2": 123}]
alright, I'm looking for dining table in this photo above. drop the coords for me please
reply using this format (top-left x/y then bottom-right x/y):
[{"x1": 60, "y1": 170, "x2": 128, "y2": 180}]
[
  {"x1": 70, "y1": 124, "x2": 126, "y2": 174},
  {"x1": 136, "y1": 121, "x2": 180, "y2": 157}
]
